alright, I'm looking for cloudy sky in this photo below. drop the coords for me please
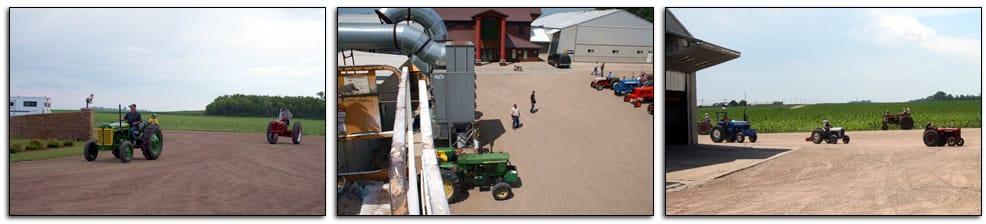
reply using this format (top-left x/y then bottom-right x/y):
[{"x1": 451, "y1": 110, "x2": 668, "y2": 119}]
[
  {"x1": 670, "y1": 8, "x2": 981, "y2": 105},
  {"x1": 10, "y1": 8, "x2": 326, "y2": 111}
]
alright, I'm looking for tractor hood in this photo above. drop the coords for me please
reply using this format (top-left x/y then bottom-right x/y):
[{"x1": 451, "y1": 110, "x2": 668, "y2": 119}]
[
  {"x1": 730, "y1": 120, "x2": 750, "y2": 126},
  {"x1": 97, "y1": 122, "x2": 130, "y2": 129}
]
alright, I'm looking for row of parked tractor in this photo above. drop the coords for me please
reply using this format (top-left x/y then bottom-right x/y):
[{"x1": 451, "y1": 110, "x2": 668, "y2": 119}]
[
  {"x1": 696, "y1": 109, "x2": 965, "y2": 147},
  {"x1": 589, "y1": 76, "x2": 655, "y2": 114}
]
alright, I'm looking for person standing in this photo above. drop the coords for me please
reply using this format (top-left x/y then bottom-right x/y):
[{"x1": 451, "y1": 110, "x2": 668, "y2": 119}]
[
  {"x1": 592, "y1": 62, "x2": 599, "y2": 76},
  {"x1": 530, "y1": 90, "x2": 537, "y2": 113},
  {"x1": 600, "y1": 62, "x2": 606, "y2": 77},
  {"x1": 511, "y1": 104, "x2": 520, "y2": 129}
]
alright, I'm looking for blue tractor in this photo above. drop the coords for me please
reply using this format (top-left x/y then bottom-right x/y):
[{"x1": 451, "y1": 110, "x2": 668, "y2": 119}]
[
  {"x1": 612, "y1": 79, "x2": 641, "y2": 96},
  {"x1": 709, "y1": 111, "x2": 758, "y2": 143}
]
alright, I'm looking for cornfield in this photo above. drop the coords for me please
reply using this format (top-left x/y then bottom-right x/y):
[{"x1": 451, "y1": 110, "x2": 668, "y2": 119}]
[{"x1": 696, "y1": 100, "x2": 982, "y2": 134}]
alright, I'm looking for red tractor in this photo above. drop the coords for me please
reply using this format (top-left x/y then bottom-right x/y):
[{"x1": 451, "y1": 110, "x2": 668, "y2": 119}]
[
  {"x1": 922, "y1": 121, "x2": 964, "y2": 147},
  {"x1": 590, "y1": 77, "x2": 618, "y2": 91},
  {"x1": 881, "y1": 109, "x2": 914, "y2": 130},
  {"x1": 267, "y1": 120, "x2": 302, "y2": 144},
  {"x1": 623, "y1": 85, "x2": 654, "y2": 108}
]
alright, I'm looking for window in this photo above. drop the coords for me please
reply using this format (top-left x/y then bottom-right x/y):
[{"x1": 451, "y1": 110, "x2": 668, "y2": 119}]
[
  {"x1": 587, "y1": 49, "x2": 594, "y2": 53},
  {"x1": 636, "y1": 50, "x2": 644, "y2": 54},
  {"x1": 612, "y1": 49, "x2": 620, "y2": 54},
  {"x1": 24, "y1": 101, "x2": 37, "y2": 107}
]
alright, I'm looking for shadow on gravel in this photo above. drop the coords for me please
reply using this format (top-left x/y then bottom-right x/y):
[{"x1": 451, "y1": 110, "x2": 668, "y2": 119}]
[{"x1": 665, "y1": 144, "x2": 790, "y2": 173}]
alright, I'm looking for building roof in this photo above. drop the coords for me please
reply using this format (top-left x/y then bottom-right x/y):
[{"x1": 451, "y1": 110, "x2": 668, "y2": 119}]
[
  {"x1": 506, "y1": 34, "x2": 541, "y2": 49},
  {"x1": 446, "y1": 29, "x2": 475, "y2": 42},
  {"x1": 664, "y1": 9, "x2": 693, "y2": 39},
  {"x1": 532, "y1": 9, "x2": 621, "y2": 29},
  {"x1": 434, "y1": 8, "x2": 541, "y2": 22},
  {"x1": 529, "y1": 28, "x2": 555, "y2": 43}
]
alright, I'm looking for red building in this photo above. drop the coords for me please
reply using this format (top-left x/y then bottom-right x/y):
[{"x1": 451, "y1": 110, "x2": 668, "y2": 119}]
[{"x1": 434, "y1": 8, "x2": 542, "y2": 63}]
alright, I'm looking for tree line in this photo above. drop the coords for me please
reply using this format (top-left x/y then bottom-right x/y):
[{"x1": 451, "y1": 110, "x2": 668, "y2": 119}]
[
  {"x1": 911, "y1": 91, "x2": 981, "y2": 102},
  {"x1": 205, "y1": 93, "x2": 326, "y2": 119}
]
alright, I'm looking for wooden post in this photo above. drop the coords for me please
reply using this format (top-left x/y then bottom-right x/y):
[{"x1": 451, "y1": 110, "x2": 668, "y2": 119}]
[
  {"x1": 405, "y1": 67, "x2": 420, "y2": 215},
  {"x1": 388, "y1": 66, "x2": 410, "y2": 215},
  {"x1": 417, "y1": 79, "x2": 451, "y2": 215}
]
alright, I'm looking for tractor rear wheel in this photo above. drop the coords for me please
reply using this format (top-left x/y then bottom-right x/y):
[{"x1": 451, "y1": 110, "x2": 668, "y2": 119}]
[
  {"x1": 812, "y1": 129, "x2": 823, "y2": 144},
  {"x1": 881, "y1": 123, "x2": 889, "y2": 130},
  {"x1": 843, "y1": 135, "x2": 850, "y2": 144},
  {"x1": 292, "y1": 122, "x2": 303, "y2": 144},
  {"x1": 710, "y1": 126, "x2": 725, "y2": 143},
  {"x1": 900, "y1": 116, "x2": 914, "y2": 130},
  {"x1": 141, "y1": 124, "x2": 163, "y2": 160},
  {"x1": 267, "y1": 125, "x2": 278, "y2": 144},
  {"x1": 119, "y1": 141, "x2": 134, "y2": 163},
  {"x1": 441, "y1": 168, "x2": 465, "y2": 204},
  {"x1": 83, "y1": 140, "x2": 98, "y2": 161},
  {"x1": 923, "y1": 129, "x2": 939, "y2": 147},
  {"x1": 947, "y1": 137, "x2": 957, "y2": 146},
  {"x1": 957, "y1": 138, "x2": 965, "y2": 146},
  {"x1": 492, "y1": 182, "x2": 514, "y2": 201},
  {"x1": 736, "y1": 133, "x2": 746, "y2": 143}
]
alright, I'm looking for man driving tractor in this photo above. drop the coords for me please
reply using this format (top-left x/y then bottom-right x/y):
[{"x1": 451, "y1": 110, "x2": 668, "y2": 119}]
[
  {"x1": 279, "y1": 107, "x2": 293, "y2": 126},
  {"x1": 122, "y1": 104, "x2": 142, "y2": 141}
]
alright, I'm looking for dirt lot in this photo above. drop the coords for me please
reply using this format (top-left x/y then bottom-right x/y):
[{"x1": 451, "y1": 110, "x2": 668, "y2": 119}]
[
  {"x1": 447, "y1": 61, "x2": 655, "y2": 215},
  {"x1": 10, "y1": 130, "x2": 325, "y2": 215},
  {"x1": 666, "y1": 129, "x2": 982, "y2": 215}
]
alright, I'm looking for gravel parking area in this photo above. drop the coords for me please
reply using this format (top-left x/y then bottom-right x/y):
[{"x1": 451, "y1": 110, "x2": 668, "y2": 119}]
[
  {"x1": 447, "y1": 60, "x2": 655, "y2": 215},
  {"x1": 666, "y1": 129, "x2": 981, "y2": 215}
]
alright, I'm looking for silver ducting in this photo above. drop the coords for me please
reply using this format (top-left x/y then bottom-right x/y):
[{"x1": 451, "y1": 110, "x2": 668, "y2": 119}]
[
  {"x1": 338, "y1": 23, "x2": 446, "y2": 66},
  {"x1": 375, "y1": 8, "x2": 448, "y2": 41}
]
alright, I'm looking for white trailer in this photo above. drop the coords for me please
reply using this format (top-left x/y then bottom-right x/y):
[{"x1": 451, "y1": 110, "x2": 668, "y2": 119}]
[{"x1": 10, "y1": 96, "x2": 52, "y2": 116}]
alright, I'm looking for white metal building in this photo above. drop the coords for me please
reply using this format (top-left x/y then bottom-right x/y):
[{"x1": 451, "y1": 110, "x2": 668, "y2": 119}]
[
  {"x1": 533, "y1": 9, "x2": 653, "y2": 63},
  {"x1": 665, "y1": 10, "x2": 741, "y2": 145}
]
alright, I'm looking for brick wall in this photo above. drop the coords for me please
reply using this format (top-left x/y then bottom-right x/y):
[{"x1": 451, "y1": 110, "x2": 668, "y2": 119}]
[{"x1": 10, "y1": 108, "x2": 94, "y2": 141}]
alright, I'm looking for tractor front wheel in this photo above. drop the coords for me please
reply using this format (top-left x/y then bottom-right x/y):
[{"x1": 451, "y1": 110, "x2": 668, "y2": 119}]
[
  {"x1": 736, "y1": 133, "x2": 746, "y2": 143},
  {"x1": 957, "y1": 138, "x2": 965, "y2": 146},
  {"x1": 292, "y1": 122, "x2": 303, "y2": 144},
  {"x1": 749, "y1": 134, "x2": 757, "y2": 143},
  {"x1": 83, "y1": 140, "x2": 98, "y2": 161},
  {"x1": 947, "y1": 137, "x2": 957, "y2": 146},
  {"x1": 595, "y1": 84, "x2": 604, "y2": 91},
  {"x1": 923, "y1": 129, "x2": 939, "y2": 147},
  {"x1": 843, "y1": 135, "x2": 850, "y2": 144},
  {"x1": 492, "y1": 182, "x2": 514, "y2": 201},
  {"x1": 119, "y1": 141, "x2": 134, "y2": 163},
  {"x1": 881, "y1": 123, "x2": 889, "y2": 130},
  {"x1": 441, "y1": 169, "x2": 465, "y2": 204},
  {"x1": 634, "y1": 101, "x2": 642, "y2": 108}
]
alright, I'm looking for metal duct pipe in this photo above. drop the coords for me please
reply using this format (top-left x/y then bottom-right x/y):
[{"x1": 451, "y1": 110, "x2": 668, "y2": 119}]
[
  {"x1": 375, "y1": 8, "x2": 448, "y2": 41},
  {"x1": 338, "y1": 23, "x2": 446, "y2": 66}
]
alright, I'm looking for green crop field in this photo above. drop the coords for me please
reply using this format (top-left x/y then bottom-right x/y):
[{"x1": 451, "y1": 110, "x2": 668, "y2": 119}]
[
  {"x1": 52, "y1": 110, "x2": 325, "y2": 136},
  {"x1": 89, "y1": 111, "x2": 326, "y2": 136},
  {"x1": 696, "y1": 100, "x2": 981, "y2": 134}
]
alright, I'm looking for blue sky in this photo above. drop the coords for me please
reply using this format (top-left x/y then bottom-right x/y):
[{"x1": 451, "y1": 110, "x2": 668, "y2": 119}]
[
  {"x1": 10, "y1": 8, "x2": 326, "y2": 111},
  {"x1": 670, "y1": 8, "x2": 981, "y2": 105},
  {"x1": 338, "y1": 8, "x2": 593, "y2": 16}
]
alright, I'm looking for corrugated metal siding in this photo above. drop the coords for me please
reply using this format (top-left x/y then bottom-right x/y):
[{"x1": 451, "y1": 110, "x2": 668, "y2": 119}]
[
  {"x1": 581, "y1": 10, "x2": 652, "y2": 29},
  {"x1": 665, "y1": 70, "x2": 687, "y2": 91}
]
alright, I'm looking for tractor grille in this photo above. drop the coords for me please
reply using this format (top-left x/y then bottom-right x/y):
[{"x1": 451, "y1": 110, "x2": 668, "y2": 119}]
[{"x1": 98, "y1": 127, "x2": 114, "y2": 146}]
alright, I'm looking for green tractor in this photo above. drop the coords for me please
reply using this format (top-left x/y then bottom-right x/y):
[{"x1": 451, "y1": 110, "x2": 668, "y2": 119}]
[
  {"x1": 435, "y1": 147, "x2": 521, "y2": 203},
  {"x1": 82, "y1": 106, "x2": 164, "y2": 163}
]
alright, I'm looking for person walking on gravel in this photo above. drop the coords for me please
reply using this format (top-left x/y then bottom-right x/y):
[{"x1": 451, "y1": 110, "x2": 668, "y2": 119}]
[
  {"x1": 511, "y1": 104, "x2": 520, "y2": 129},
  {"x1": 530, "y1": 90, "x2": 537, "y2": 113},
  {"x1": 592, "y1": 62, "x2": 599, "y2": 76}
]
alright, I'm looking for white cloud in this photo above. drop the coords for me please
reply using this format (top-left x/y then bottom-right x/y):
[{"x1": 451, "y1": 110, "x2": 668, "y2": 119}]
[{"x1": 865, "y1": 9, "x2": 980, "y2": 64}]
